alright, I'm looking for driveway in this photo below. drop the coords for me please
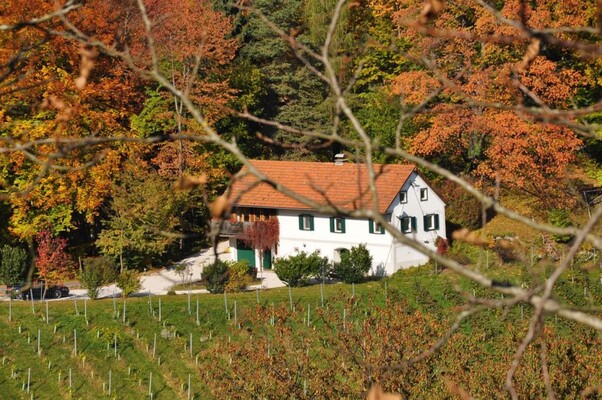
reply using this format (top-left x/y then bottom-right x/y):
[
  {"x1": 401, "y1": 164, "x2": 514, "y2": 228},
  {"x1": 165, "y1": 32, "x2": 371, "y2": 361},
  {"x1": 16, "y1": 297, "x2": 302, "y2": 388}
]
[{"x1": 69, "y1": 241, "x2": 285, "y2": 299}]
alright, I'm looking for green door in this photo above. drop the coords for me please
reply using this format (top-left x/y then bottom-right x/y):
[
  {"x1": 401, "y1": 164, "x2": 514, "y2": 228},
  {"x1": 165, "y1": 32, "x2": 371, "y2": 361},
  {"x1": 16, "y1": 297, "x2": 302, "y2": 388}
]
[
  {"x1": 237, "y1": 241, "x2": 255, "y2": 268},
  {"x1": 262, "y1": 249, "x2": 272, "y2": 270}
]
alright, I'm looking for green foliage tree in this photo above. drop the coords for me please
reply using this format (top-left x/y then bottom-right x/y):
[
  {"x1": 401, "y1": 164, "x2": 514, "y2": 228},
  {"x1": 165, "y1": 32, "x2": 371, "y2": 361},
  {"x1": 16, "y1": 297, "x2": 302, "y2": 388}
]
[
  {"x1": 202, "y1": 259, "x2": 229, "y2": 294},
  {"x1": 332, "y1": 244, "x2": 372, "y2": 283},
  {"x1": 116, "y1": 269, "x2": 141, "y2": 298},
  {"x1": 0, "y1": 245, "x2": 28, "y2": 286},
  {"x1": 273, "y1": 251, "x2": 330, "y2": 287},
  {"x1": 96, "y1": 164, "x2": 190, "y2": 270},
  {"x1": 79, "y1": 256, "x2": 117, "y2": 300}
]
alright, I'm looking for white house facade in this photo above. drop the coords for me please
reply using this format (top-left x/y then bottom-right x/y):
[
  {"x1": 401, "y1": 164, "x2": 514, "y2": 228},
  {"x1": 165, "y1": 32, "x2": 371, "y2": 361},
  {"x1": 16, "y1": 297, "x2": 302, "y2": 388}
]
[{"x1": 223, "y1": 160, "x2": 446, "y2": 276}]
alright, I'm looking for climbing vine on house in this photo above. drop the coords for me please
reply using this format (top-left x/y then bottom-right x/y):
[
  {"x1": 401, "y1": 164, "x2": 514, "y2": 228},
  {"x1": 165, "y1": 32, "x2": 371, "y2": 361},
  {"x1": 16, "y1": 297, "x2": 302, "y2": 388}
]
[{"x1": 237, "y1": 218, "x2": 280, "y2": 268}]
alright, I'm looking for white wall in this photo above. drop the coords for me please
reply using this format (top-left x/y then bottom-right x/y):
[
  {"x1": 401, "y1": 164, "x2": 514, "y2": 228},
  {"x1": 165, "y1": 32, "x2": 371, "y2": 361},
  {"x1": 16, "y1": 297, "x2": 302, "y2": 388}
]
[{"x1": 230, "y1": 171, "x2": 446, "y2": 276}]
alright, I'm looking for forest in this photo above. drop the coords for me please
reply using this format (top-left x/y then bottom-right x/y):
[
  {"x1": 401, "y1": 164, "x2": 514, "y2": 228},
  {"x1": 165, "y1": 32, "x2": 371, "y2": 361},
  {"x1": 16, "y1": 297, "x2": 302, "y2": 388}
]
[
  {"x1": 1, "y1": 0, "x2": 600, "y2": 281},
  {"x1": 1, "y1": 0, "x2": 602, "y2": 398}
]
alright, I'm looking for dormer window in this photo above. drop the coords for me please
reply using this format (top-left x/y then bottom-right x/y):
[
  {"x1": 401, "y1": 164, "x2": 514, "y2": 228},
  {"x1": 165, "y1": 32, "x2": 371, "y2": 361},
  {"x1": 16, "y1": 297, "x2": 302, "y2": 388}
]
[
  {"x1": 399, "y1": 191, "x2": 408, "y2": 204},
  {"x1": 420, "y1": 188, "x2": 428, "y2": 201}
]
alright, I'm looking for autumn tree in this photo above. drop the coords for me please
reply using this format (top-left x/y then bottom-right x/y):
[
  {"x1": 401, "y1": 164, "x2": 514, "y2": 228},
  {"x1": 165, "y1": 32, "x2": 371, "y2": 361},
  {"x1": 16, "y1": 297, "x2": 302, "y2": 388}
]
[
  {"x1": 369, "y1": 0, "x2": 595, "y2": 201},
  {"x1": 96, "y1": 163, "x2": 191, "y2": 270},
  {"x1": 35, "y1": 228, "x2": 76, "y2": 282}
]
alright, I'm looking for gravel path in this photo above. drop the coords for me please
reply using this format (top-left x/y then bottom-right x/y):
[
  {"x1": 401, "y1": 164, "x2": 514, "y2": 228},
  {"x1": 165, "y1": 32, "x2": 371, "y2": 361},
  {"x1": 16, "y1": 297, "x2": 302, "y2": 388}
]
[{"x1": 68, "y1": 241, "x2": 285, "y2": 299}]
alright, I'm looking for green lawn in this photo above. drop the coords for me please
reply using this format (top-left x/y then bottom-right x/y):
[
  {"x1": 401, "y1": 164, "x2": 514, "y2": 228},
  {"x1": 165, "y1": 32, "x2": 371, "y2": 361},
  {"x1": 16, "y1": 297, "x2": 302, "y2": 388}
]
[{"x1": 1, "y1": 263, "x2": 602, "y2": 399}]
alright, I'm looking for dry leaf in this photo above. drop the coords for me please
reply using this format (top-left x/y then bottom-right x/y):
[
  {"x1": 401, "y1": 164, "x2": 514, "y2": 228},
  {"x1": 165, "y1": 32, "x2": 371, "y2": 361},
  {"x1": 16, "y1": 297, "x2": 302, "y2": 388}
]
[
  {"x1": 366, "y1": 384, "x2": 401, "y2": 400},
  {"x1": 420, "y1": 0, "x2": 444, "y2": 23},
  {"x1": 174, "y1": 174, "x2": 208, "y2": 191},
  {"x1": 452, "y1": 228, "x2": 489, "y2": 246},
  {"x1": 209, "y1": 195, "x2": 230, "y2": 218}
]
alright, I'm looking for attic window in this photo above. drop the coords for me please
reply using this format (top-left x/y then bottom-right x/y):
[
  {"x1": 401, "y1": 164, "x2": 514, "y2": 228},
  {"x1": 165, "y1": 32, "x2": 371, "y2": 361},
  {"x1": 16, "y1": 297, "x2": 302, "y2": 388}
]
[
  {"x1": 420, "y1": 188, "x2": 428, "y2": 201},
  {"x1": 399, "y1": 191, "x2": 408, "y2": 204}
]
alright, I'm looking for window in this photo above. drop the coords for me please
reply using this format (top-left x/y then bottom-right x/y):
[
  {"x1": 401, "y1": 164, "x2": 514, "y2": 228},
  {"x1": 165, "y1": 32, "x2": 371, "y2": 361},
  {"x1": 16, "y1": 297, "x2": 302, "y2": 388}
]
[
  {"x1": 423, "y1": 214, "x2": 440, "y2": 231},
  {"x1": 399, "y1": 216, "x2": 416, "y2": 233},
  {"x1": 298, "y1": 214, "x2": 314, "y2": 231},
  {"x1": 399, "y1": 190, "x2": 408, "y2": 204},
  {"x1": 420, "y1": 188, "x2": 428, "y2": 201},
  {"x1": 369, "y1": 219, "x2": 385, "y2": 234},
  {"x1": 330, "y1": 217, "x2": 346, "y2": 233}
]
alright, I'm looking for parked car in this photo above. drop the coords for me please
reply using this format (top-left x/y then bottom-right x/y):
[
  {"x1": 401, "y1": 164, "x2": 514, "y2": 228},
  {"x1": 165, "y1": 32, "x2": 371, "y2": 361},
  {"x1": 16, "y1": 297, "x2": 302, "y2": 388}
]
[{"x1": 9, "y1": 281, "x2": 69, "y2": 300}]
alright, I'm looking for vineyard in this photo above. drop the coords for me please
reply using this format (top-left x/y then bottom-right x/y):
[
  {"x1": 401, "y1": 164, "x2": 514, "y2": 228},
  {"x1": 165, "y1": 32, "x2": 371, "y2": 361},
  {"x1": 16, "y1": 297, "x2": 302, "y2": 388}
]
[{"x1": 2, "y1": 264, "x2": 602, "y2": 399}]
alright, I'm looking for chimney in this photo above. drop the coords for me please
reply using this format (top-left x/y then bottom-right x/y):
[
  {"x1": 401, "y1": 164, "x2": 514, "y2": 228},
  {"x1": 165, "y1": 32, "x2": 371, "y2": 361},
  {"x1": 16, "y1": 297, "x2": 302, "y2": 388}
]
[{"x1": 334, "y1": 153, "x2": 345, "y2": 166}]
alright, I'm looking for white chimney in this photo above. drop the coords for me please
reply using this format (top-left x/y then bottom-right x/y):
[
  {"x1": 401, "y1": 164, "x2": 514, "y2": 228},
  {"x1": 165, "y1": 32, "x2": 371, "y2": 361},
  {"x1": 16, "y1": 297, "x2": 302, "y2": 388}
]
[{"x1": 334, "y1": 153, "x2": 345, "y2": 166}]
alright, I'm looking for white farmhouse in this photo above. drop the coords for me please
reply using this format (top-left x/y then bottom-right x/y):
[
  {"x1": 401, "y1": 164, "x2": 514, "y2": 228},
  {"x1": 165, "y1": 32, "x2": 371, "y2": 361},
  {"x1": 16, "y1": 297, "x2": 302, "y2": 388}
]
[{"x1": 223, "y1": 159, "x2": 446, "y2": 276}]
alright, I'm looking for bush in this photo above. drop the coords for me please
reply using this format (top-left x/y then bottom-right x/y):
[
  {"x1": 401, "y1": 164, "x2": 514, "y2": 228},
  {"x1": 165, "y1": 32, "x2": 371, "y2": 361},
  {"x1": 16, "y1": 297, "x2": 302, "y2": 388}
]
[
  {"x1": 332, "y1": 244, "x2": 372, "y2": 283},
  {"x1": 202, "y1": 260, "x2": 229, "y2": 293},
  {"x1": 226, "y1": 260, "x2": 254, "y2": 292},
  {"x1": 79, "y1": 257, "x2": 116, "y2": 300},
  {"x1": 0, "y1": 245, "x2": 28, "y2": 286},
  {"x1": 116, "y1": 269, "x2": 141, "y2": 297},
  {"x1": 548, "y1": 208, "x2": 572, "y2": 243},
  {"x1": 273, "y1": 251, "x2": 330, "y2": 287}
]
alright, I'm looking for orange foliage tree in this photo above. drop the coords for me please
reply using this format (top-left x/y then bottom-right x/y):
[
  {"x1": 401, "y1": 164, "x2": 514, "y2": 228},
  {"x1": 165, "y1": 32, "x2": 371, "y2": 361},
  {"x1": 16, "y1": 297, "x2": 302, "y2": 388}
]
[
  {"x1": 371, "y1": 0, "x2": 594, "y2": 201},
  {"x1": 35, "y1": 228, "x2": 76, "y2": 282}
]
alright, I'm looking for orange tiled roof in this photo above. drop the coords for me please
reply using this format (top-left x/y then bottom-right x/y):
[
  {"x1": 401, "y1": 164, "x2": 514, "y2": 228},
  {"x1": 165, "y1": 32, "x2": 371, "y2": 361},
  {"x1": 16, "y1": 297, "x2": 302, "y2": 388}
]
[{"x1": 228, "y1": 160, "x2": 415, "y2": 213}]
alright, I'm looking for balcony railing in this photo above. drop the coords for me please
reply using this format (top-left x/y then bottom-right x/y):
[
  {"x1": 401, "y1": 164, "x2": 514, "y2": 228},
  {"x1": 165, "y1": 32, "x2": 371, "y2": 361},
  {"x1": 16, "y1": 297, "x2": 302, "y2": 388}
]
[{"x1": 212, "y1": 220, "x2": 252, "y2": 237}]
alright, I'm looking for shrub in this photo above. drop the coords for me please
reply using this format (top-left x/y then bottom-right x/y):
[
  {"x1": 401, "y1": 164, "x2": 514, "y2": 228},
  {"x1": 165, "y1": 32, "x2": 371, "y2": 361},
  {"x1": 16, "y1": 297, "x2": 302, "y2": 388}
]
[
  {"x1": 332, "y1": 244, "x2": 372, "y2": 283},
  {"x1": 226, "y1": 260, "x2": 254, "y2": 292},
  {"x1": 79, "y1": 257, "x2": 116, "y2": 300},
  {"x1": 166, "y1": 289, "x2": 176, "y2": 296},
  {"x1": 273, "y1": 251, "x2": 329, "y2": 287},
  {"x1": 548, "y1": 208, "x2": 572, "y2": 243},
  {"x1": 116, "y1": 269, "x2": 141, "y2": 298},
  {"x1": 0, "y1": 245, "x2": 28, "y2": 286},
  {"x1": 202, "y1": 260, "x2": 229, "y2": 293}
]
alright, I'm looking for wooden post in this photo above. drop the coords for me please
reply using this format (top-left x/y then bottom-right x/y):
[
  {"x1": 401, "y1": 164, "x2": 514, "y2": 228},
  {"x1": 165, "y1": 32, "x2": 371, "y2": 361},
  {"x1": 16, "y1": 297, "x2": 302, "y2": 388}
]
[
  {"x1": 27, "y1": 367, "x2": 31, "y2": 393},
  {"x1": 9, "y1": 296, "x2": 12, "y2": 322},
  {"x1": 158, "y1": 298, "x2": 162, "y2": 322},
  {"x1": 187, "y1": 290, "x2": 191, "y2": 315},
  {"x1": 223, "y1": 291, "x2": 229, "y2": 319},
  {"x1": 73, "y1": 329, "x2": 77, "y2": 355},
  {"x1": 149, "y1": 372, "x2": 153, "y2": 396},
  {"x1": 73, "y1": 298, "x2": 79, "y2": 316},
  {"x1": 45, "y1": 301, "x2": 49, "y2": 325},
  {"x1": 320, "y1": 283, "x2": 324, "y2": 307},
  {"x1": 108, "y1": 370, "x2": 112, "y2": 395},
  {"x1": 195, "y1": 298, "x2": 199, "y2": 326},
  {"x1": 122, "y1": 299, "x2": 127, "y2": 324},
  {"x1": 288, "y1": 286, "x2": 293, "y2": 311},
  {"x1": 152, "y1": 333, "x2": 157, "y2": 359},
  {"x1": 84, "y1": 299, "x2": 87, "y2": 322},
  {"x1": 37, "y1": 329, "x2": 41, "y2": 356}
]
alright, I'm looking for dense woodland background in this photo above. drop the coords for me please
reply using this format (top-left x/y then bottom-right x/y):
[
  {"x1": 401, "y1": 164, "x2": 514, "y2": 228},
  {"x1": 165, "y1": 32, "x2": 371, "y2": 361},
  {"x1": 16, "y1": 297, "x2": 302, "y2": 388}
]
[{"x1": 0, "y1": 0, "x2": 601, "y2": 279}]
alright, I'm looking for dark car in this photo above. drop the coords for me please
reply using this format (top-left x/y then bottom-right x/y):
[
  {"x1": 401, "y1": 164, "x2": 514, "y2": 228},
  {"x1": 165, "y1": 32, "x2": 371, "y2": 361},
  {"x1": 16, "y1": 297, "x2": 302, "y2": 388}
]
[{"x1": 9, "y1": 281, "x2": 69, "y2": 300}]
